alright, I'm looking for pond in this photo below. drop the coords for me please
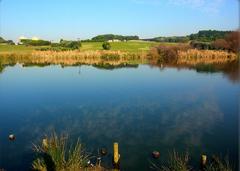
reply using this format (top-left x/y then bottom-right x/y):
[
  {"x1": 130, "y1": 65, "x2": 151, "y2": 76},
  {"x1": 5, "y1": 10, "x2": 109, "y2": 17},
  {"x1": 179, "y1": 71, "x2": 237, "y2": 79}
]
[{"x1": 0, "y1": 64, "x2": 239, "y2": 171}]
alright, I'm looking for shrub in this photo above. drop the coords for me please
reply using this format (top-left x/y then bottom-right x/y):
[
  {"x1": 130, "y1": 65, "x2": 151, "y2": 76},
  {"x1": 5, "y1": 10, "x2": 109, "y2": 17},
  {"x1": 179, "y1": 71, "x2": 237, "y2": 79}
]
[
  {"x1": 211, "y1": 31, "x2": 240, "y2": 53},
  {"x1": 102, "y1": 42, "x2": 111, "y2": 50},
  {"x1": 211, "y1": 39, "x2": 230, "y2": 50},
  {"x1": 225, "y1": 31, "x2": 240, "y2": 53},
  {"x1": 148, "y1": 44, "x2": 190, "y2": 64},
  {"x1": 58, "y1": 40, "x2": 81, "y2": 50}
]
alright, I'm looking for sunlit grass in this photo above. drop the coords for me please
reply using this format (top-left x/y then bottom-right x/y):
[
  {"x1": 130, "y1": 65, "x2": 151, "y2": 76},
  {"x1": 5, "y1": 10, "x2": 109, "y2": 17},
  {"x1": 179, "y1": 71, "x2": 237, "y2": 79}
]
[{"x1": 32, "y1": 132, "x2": 90, "y2": 171}]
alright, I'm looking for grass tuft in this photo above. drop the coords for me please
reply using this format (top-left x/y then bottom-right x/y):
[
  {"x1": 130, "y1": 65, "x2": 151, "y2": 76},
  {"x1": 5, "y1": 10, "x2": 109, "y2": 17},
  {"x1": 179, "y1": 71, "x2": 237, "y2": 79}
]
[{"x1": 32, "y1": 132, "x2": 90, "y2": 171}]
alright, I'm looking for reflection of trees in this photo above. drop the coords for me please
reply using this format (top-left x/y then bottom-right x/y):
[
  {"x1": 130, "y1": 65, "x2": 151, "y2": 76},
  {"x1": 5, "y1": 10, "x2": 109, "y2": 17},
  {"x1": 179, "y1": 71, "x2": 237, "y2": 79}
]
[{"x1": 150, "y1": 61, "x2": 240, "y2": 83}]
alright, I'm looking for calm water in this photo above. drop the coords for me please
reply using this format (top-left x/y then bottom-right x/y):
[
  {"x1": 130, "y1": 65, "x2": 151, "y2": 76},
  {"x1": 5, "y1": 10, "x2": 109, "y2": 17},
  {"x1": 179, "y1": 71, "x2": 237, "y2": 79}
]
[{"x1": 0, "y1": 64, "x2": 239, "y2": 171}]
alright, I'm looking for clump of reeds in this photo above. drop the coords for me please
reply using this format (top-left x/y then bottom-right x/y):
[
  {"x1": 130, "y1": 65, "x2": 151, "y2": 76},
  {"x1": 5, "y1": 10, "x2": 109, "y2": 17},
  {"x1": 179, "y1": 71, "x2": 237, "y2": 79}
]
[
  {"x1": 0, "y1": 50, "x2": 145, "y2": 67},
  {"x1": 178, "y1": 49, "x2": 238, "y2": 65},
  {"x1": 205, "y1": 155, "x2": 233, "y2": 171},
  {"x1": 150, "y1": 150, "x2": 191, "y2": 171},
  {"x1": 150, "y1": 151, "x2": 234, "y2": 171},
  {"x1": 32, "y1": 132, "x2": 90, "y2": 171}
]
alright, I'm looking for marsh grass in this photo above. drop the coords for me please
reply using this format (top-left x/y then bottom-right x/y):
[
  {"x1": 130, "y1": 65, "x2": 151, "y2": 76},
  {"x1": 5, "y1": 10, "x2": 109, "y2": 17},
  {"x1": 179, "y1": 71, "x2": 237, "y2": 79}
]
[
  {"x1": 205, "y1": 155, "x2": 234, "y2": 171},
  {"x1": 150, "y1": 151, "x2": 234, "y2": 171},
  {"x1": 0, "y1": 50, "x2": 145, "y2": 67},
  {"x1": 178, "y1": 49, "x2": 237, "y2": 65},
  {"x1": 32, "y1": 132, "x2": 90, "y2": 171},
  {"x1": 150, "y1": 150, "x2": 191, "y2": 171},
  {"x1": 149, "y1": 44, "x2": 238, "y2": 65}
]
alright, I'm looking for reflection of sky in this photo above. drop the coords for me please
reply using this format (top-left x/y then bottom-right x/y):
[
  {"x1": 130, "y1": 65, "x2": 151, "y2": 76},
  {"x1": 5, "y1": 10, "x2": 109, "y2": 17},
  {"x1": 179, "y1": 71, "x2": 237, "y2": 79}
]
[{"x1": 0, "y1": 65, "x2": 239, "y2": 171}]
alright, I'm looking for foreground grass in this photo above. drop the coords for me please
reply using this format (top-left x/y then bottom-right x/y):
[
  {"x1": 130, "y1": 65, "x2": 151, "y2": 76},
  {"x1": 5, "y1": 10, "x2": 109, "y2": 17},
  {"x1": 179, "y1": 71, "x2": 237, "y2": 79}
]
[
  {"x1": 151, "y1": 150, "x2": 234, "y2": 171},
  {"x1": 32, "y1": 133, "x2": 106, "y2": 171}
]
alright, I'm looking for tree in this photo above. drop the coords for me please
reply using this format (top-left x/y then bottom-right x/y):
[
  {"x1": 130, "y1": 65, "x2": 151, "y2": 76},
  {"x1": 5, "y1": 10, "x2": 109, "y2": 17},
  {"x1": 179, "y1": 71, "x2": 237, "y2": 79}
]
[{"x1": 102, "y1": 42, "x2": 111, "y2": 50}]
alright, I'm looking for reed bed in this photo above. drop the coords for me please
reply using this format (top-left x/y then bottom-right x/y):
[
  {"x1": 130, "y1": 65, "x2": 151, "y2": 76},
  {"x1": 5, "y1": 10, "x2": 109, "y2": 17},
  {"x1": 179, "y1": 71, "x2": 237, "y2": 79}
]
[
  {"x1": 0, "y1": 50, "x2": 146, "y2": 66},
  {"x1": 177, "y1": 49, "x2": 238, "y2": 65}
]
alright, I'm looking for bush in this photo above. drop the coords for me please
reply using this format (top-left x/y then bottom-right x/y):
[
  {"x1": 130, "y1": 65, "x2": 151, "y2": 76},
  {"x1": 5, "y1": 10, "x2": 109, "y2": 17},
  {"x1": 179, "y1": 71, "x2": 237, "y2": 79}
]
[
  {"x1": 148, "y1": 44, "x2": 190, "y2": 64},
  {"x1": 210, "y1": 31, "x2": 240, "y2": 53},
  {"x1": 102, "y1": 42, "x2": 111, "y2": 50},
  {"x1": 58, "y1": 40, "x2": 81, "y2": 50},
  {"x1": 211, "y1": 39, "x2": 230, "y2": 50}
]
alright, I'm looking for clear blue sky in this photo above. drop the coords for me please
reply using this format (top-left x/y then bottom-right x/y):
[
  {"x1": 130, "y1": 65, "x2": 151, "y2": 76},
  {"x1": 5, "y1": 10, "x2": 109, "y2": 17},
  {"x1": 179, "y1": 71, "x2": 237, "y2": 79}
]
[{"x1": 0, "y1": 0, "x2": 239, "y2": 41}]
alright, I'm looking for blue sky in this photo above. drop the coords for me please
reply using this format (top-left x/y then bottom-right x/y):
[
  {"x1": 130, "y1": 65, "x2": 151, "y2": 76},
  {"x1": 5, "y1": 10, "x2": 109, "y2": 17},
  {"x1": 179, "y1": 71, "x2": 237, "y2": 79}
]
[{"x1": 0, "y1": 0, "x2": 239, "y2": 41}]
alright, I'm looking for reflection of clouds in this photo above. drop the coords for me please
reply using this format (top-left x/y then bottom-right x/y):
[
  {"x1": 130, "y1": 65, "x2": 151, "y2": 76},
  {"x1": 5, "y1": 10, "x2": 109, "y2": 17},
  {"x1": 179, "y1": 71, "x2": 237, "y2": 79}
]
[
  {"x1": 162, "y1": 95, "x2": 223, "y2": 146},
  {"x1": 1, "y1": 64, "x2": 238, "y2": 170},
  {"x1": 14, "y1": 86, "x2": 226, "y2": 170}
]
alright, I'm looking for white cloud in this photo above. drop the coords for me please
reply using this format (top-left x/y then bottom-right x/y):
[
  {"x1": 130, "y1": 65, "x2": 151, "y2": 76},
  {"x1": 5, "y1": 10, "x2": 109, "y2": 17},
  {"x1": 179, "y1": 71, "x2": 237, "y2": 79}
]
[
  {"x1": 131, "y1": 0, "x2": 225, "y2": 13},
  {"x1": 169, "y1": 0, "x2": 224, "y2": 13}
]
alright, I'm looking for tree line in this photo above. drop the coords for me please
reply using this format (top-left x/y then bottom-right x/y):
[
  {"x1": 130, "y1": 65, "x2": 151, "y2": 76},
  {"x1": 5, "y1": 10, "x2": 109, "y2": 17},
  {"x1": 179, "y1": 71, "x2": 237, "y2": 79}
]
[
  {"x1": 82, "y1": 34, "x2": 139, "y2": 42},
  {"x1": 145, "y1": 30, "x2": 232, "y2": 43}
]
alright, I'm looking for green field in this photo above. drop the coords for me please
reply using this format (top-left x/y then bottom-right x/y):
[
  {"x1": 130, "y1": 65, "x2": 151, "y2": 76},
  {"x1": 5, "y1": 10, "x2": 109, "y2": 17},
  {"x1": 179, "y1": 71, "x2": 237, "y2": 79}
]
[
  {"x1": 0, "y1": 41, "x2": 161, "y2": 53},
  {"x1": 81, "y1": 41, "x2": 159, "y2": 52}
]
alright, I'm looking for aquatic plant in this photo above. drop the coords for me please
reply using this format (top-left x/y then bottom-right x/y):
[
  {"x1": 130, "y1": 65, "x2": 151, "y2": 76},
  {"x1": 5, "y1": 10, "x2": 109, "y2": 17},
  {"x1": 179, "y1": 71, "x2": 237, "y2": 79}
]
[
  {"x1": 205, "y1": 155, "x2": 233, "y2": 171},
  {"x1": 32, "y1": 132, "x2": 90, "y2": 171},
  {"x1": 151, "y1": 150, "x2": 191, "y2": 171},
  {"x1": 150, "y1": 151, "x2": 234, "y2": 171}
]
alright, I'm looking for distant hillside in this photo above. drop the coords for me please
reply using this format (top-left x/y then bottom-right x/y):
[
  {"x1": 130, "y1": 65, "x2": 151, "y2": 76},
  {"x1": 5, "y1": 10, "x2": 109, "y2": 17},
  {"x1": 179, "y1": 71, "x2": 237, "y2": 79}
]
[
  {"x1": 89, "y1": 34, "x2": 139, "y2": 42},
  {"x1": 144, "y1": 30, "x2": 232, "y2": 43},
  {"x1": 0, "y1": 37, "x2": 15, "y2": 45}
]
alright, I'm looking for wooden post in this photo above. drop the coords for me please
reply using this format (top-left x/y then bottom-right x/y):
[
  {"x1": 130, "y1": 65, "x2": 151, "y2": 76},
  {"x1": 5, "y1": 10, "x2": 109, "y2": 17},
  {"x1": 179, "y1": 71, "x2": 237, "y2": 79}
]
[
  {"x1": 200, "y1": 155, "x2": 207, "y2": 170},
  {"x1": 113, "y1": 142, "x2": 120, "y2": 170}
]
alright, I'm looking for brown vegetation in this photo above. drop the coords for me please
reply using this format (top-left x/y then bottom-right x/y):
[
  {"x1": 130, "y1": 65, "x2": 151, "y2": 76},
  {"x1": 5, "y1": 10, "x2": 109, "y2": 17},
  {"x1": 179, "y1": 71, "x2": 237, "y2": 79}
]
[
  {"x1": 148, "y1": 44, "x2": 190, "y2": 64},
  {"x1": 178, "y1": 49, "x2": 237, "y2": 65},
  {"x1": 149, "y1": 40, "x2": 238, "y2": 66},
  {"x1": 0, "y1": 50, "x2": 146, "y2": 67},
  {"x1": 212, "y1": 31, "x2": 240, "y2": 53}
]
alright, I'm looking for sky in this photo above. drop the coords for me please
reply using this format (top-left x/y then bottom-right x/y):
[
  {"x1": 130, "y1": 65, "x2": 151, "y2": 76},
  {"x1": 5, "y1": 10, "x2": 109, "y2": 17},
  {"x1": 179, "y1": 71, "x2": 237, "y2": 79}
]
[{"x1": 0, "y1": 0, "x2": 239, "y2": 42}]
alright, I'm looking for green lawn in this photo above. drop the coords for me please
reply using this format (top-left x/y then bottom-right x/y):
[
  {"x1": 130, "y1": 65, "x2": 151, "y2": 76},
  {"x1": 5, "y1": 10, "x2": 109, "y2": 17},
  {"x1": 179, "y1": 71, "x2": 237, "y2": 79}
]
[
  {"x1": 81, "y1": 41, "x2": 159, "y2": 52},
  {"x1": 0, "y1": 41, "x2": 162, "y2": 53},
  {"x1": 0, "y1": 44, "x2": 37, "y2": 53}
]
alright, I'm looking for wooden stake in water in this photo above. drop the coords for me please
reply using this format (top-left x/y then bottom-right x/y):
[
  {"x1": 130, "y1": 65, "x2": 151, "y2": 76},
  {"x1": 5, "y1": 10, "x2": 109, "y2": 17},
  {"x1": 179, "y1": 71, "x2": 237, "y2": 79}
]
[
  {"x1": 200, "y1": 155, "x2": 207, "y2": 170},
  {"x1": 113, "y1": 142, "x2": 120, "y2": 170}
]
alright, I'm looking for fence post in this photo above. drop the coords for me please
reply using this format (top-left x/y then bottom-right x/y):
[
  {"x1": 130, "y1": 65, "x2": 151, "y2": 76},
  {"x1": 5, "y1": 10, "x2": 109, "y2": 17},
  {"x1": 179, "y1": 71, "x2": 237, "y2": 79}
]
[{"x1": 113, "y1": 142, "x2": 120, "y2": 170}]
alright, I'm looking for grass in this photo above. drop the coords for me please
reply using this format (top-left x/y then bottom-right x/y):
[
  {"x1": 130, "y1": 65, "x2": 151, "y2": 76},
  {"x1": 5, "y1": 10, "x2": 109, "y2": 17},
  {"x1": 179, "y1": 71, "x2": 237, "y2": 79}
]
[
  {"x1": 32, "y1": 133, "x2": 91, "y2": 171},
  {"x1": 0, "y1": 44, "x2": 37, "y2": 53},
  {"x1": 0, "y1": 41, "x2": 159, "y2": 54},
  {"x1": 151, "y1": 150, "x2": 191, "y2": 171},
  {"x1": 150, "y1": 151, "x2": 234, "y2": 171}
]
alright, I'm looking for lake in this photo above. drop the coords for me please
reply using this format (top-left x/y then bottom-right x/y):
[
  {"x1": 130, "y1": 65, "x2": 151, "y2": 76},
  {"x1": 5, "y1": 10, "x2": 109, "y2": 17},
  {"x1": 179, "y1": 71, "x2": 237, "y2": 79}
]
[{"x1": 0, "y1": 64, "x2": 239, "y2": 171}]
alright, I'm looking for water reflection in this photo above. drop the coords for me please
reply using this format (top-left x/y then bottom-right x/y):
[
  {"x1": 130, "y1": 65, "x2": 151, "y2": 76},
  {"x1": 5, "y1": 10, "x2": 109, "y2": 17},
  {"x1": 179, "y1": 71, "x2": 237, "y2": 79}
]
[{"x1": 0, "y1": 64, "x2": 239, "y2": 171}]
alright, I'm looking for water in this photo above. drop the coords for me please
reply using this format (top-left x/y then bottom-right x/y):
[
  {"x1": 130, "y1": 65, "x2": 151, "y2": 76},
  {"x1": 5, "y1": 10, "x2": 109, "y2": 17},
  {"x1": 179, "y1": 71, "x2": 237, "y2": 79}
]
[{"x1": 0, "y1": 64, "x2": 239, "y2": 170}]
